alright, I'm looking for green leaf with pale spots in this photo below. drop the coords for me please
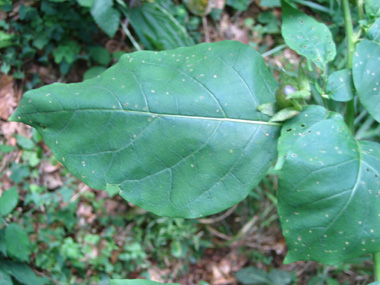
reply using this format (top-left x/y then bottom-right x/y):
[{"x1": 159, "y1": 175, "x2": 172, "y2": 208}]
[
  {"x1": 353, "y1": 39, "x2": 380, "y2": 123},
  {"x1": 9, "y1": 41, "x2": 280, "y2": 218},
  {"x1": 277, "y1": 105, "x2": 380, "y2": 265},
  {"x1": 281, "y1": 0, "x2": 336, "y2": 71},
  {"x1": 325, "y1": 69, "x2": 354, "y2": 102}
]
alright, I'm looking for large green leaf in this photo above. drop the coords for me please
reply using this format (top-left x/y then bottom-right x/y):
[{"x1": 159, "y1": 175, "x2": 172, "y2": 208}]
[
  {"x1": 10, "y1": 41, "x2": 280, "y2": 218},
  {"x1": 353, "y1": 39, "x2": 380, "y2": 123},
  {"x1": 281, "y1": 0, "x2": 336, "y2": 71},
  {"x1": 128, "y1": 2, "x2": 194, "y2": 50},
  {"x1": 277, "y1": 106, "x2": 380, "y2": 264}
]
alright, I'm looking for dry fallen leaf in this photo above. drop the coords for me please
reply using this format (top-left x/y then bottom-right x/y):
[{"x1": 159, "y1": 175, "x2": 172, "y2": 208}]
[{"x1": 0, "y1": 75, "x2": 18, "y2": 120}]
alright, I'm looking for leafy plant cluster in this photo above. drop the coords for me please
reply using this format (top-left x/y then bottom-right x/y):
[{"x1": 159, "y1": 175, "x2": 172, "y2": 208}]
[{"x1": 4, "y1": 0, "x2": 380, "y2": 284}]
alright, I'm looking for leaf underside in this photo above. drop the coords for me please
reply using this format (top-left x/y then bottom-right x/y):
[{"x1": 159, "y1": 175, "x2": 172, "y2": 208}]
[
  {"x1": 278, "y1": 106, "x2": 380, "y2": 265},
  {"x1": 10, "y1": 41, "x2": 280, "y2": 218}
]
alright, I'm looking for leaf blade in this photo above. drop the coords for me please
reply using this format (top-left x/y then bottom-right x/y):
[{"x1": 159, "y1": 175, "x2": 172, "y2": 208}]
[
  {"x1": 10, "y1": 41, "x2": 280, "y2": 218},
  {"x1": 281, "y1": 0, "x2": 336, "y2": 70},
  {"x1": 278, "y1": 106, "x2": 380, "y2": 264},
  {"x1": 353, "y1": 39, "x2": 380, "y2": 123}
]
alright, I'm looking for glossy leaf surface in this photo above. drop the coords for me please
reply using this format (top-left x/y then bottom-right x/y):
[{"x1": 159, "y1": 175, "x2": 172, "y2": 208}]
[
  {"x1": 353, "y1": 39, "x2": 380, "y2": 123},
  {"x1": 10, "y1": 41, "x2": 280, "y2": 218},
  {"x1": 278, "y1": 106, "x2": 380, "y2": 264},
  {"x1": 325, "y1": 69, "x2": 354, "y2": 102},
  {"x1": 281, "y1": 0, "x2": 336, "y2": 70}
]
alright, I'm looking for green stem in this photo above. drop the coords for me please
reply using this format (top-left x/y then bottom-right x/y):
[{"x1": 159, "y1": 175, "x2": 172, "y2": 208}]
[
  {"x1": 357, "y1": 0, "x2": 364, "y2": 21},
  {"x1": 342, "y1": 0, "x2": 355, "y2": 134},
  {"x1": 373, "y1": 252, "x2": 380, "y2": 282}
]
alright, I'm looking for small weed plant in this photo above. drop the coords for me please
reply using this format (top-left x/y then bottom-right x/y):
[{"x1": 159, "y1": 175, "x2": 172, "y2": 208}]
[{"x1": 7, "y1": 0, "x2": 380, "y2": 283}]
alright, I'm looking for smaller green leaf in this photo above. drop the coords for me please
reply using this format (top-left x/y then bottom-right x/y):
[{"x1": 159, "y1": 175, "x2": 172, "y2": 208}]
[
  {"x1": 234, "y1": 266, "x2": 270, "y2": 284},
  {"x1": 89, "y1": 46, "x2": 111, "y2": 66},
  {"x1": 368, "y1": 18, "x2": 380, "y2": 43},
  {"x1": 353, "y1": 39, "x2": 380, "y2": 123},
  {"x1": 267, "y1": 269, "x2": 293, "y2": 284},
  {"x1": 281, "y1": 0, "x2": 336, "y2": 70},
  {"x1": 365, "y1": 0, "x2": 380, "y2": 19},
  {"x1": 5, "y1": 223, "x2": 31, "y2": 262},
  {"x1": 269, "y1": 107, "x2": 300, "y2": 122},
  {"x1": 15, "y1": 135, "x2": 34, "y2": 150},
  {"x1": 0, "y1": 187, "x2": 18, "y2": 216},
  {"x1": 53, "y1": 41, "x2": 80, "y2": 65},
  {"x1": 10, "y1": 163, "x2": 30, "y2": 184},
  {"x1": 0, "y1": 144, "x2": 14, "y2": 153},
  {"x1": 257, "y1": 102, "x2": 278, "y2": 117},
  {"x1": 325, "y1": 69, "x2": 354, "y2": 102},
  {"x1": 83, "y1": 66, "x2": 106, "y2": 81},
  {"x1": 91, "y1": 0, "x2": 121, "y2": 38},
  {"x1": 110, "y1": 280, "x2": 180, "y2": 285}
]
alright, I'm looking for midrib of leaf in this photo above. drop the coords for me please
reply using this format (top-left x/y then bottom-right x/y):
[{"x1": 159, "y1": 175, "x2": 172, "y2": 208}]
[{"x1": 17, "y1": 109, "x2": 281, "y2": 126}]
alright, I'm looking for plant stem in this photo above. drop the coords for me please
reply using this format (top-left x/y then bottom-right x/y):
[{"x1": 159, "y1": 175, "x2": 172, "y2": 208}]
[
  {"x1": 373, "y1": 252, "x2": 380, "y2": 282},
  {"x1": 357, "y1": 0, "x2": 364, "y2": 21},
  {"x1": 342, "y1": 0, "x2": 355, "y2": 134}
]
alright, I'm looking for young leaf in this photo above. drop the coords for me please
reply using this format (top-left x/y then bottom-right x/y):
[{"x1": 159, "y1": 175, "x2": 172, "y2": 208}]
[
  {"x1": 325, "y1": 69, "x2": 354, "y2": 102},
  {"x1": 128, "y1": 2, "x2": 194, "y2": 50},
  {"x1": 110, "y1": 280, "x2": 180, "y2": 285},
  {"x1": 281, "y1": 0, "x2": 336, "y2": 71},
  {"x1": 9, "y1": 41, "x2": 280, "y2": 218},
  {"x1": 278, "y1": 105, "x2": 380, "y2": 265},
  {"x1": 5, "y1": 223, "x2": 31, "y2": 262},
  {"x1": 91, "y1": 0, "x2": 121, "y2": 38},
  {"x1": 0, "y1": 186, "x2": 19, "y2": 216},
  {"x1": 353, "y1": 39, "x2": 380, "y2": 123}
]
